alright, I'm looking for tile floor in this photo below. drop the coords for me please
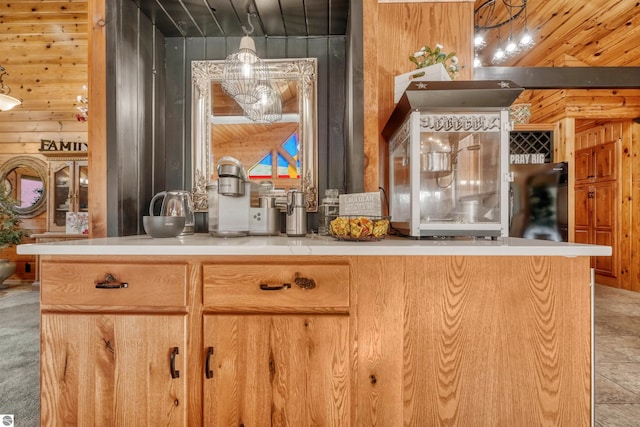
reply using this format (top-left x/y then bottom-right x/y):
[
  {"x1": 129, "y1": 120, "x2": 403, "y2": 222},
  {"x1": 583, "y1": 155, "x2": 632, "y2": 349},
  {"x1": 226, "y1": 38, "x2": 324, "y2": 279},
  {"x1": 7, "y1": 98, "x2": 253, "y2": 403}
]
[
  {"x1": 595, "y1": 284, "x2": 640, "y2": 427},
  {"x1": 2, "y1": 282, "x2": 639, "y2": 425}
]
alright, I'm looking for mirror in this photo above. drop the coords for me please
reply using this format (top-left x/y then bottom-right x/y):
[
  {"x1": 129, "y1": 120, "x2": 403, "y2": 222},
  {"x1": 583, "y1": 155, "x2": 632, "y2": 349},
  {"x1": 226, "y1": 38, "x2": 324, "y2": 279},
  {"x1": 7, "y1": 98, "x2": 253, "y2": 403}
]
[
  {"x1": 191, "y1": 58, "x2": 318, "y2": 211},
  {"x1": 0, "y1": 156, "x2": 48, "y2": 218}
]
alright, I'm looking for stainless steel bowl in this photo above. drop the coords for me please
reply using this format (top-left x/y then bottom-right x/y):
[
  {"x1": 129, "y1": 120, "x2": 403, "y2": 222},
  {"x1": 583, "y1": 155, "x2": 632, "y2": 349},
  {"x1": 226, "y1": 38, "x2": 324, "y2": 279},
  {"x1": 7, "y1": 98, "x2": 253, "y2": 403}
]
[
  {"x1": 143, "y1": 215, "x2": 185, "y2": 238},
  {"x1": 421, "y1": 151, "x2": 452, "y2": 172}
]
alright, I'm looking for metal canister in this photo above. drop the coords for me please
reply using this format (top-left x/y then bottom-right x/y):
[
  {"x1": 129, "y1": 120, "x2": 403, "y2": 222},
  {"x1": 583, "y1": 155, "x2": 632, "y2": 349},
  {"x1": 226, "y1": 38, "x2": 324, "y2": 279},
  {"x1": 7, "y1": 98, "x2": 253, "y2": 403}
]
[{"x1": 286, "y1": 190, "x2": 307, "y2": 237}]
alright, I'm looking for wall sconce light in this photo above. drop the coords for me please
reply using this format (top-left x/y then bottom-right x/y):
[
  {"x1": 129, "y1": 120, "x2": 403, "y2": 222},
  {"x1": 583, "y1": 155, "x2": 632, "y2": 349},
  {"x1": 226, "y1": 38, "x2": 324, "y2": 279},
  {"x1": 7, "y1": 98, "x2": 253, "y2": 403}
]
[{"x1": 0, "y1": 66, "x2": 22, "y2": 112}]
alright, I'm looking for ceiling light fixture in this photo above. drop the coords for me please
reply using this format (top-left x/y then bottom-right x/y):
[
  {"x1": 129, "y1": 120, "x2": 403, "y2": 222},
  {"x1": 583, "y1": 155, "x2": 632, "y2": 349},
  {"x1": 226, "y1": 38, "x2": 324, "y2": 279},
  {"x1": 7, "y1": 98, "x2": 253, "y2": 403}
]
[
  {"x1": 518, "y1": 5, "x2": 535, "y2": 49},
  {"x1": 474, "y1": 0, "x2": 533, "y2": 65},
  {"x1": 0, "y1": 66, "x2": 21, "y2": 112},
  {"x1": 221, "y1": 12, "x2": 281, "y2": 122}
]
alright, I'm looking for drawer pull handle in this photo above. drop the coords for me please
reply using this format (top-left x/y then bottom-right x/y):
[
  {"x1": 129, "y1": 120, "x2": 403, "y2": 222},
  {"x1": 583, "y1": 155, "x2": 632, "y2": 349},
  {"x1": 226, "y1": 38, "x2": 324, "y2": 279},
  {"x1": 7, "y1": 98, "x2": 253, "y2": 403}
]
[
  {"x1": 206, "y1": 346, "x2": 214, "y2": 379},
  {"x1": 259, "y1": 283, "x2": 291, "y2": 291},
  {"x1": 95, "y1": 273, "x2": 128, "y2": 289},
  {"x1": 170, "y1": 347, "x2": 180, "y2": 379}
]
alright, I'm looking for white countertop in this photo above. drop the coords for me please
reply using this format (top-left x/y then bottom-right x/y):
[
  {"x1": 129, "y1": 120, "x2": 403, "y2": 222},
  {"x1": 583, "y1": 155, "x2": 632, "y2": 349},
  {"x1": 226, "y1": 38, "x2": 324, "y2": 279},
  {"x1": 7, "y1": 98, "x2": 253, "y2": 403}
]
[{"x1": 17, "y1": 233, "x2": 612, "y2": 257}]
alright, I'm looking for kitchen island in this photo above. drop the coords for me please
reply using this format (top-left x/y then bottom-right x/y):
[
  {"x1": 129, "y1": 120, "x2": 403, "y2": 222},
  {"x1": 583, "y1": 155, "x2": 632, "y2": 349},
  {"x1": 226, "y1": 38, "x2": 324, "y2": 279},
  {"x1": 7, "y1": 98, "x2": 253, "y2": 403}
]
[{"x1": 19, "y1": 235, "x2": 610, "y2": 427}]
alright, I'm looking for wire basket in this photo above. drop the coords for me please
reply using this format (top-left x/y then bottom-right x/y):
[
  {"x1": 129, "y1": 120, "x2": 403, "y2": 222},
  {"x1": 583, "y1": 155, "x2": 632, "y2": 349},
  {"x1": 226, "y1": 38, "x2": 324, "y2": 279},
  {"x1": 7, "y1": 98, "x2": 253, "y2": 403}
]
[
  {"x1": 509, "y1": 103, "x2": 532, "y2": 124},
  {"x1": 328, "y1": 215, "x2": 391, "y2": 241}
]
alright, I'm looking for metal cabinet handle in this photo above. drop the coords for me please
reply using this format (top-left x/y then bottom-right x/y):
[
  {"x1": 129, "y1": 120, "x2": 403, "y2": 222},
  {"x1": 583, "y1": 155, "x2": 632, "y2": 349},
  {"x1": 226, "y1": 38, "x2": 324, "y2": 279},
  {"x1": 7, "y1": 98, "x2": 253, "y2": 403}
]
[
  {"x1": 259, "y1": 283, "x2": 291, "y2": 291},
  {"x1": 95, "y1": 273, "x2": 128, "y2": 289},
  {"x1": 170, "y1": 347, "x2": 180, "y2": 379},
  {"x1": 206, "y1": 347, "x2": 214, "y2": 379}
]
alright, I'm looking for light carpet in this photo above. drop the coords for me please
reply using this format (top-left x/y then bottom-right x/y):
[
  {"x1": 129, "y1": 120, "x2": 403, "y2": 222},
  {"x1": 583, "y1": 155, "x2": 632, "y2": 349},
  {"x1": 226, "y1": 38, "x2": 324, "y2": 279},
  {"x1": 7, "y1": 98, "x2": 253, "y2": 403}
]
[{"x1": 0, "y1": 290, "x2": 39, "y2": 427}]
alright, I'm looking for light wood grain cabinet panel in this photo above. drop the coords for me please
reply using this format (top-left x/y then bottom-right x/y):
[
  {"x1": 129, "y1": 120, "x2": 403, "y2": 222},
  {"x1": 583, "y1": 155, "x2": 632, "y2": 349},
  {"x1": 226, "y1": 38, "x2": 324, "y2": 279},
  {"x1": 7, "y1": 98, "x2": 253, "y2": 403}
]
[
  {"x1": 354, "y1": 256, "x2": 592, "y2": 426},
  {"x1": 203, "y1": 263, "x2": 349, "y2": 311},
  {"x1": 203, "y1": 314, "x2": 350, "y2": 427},
  {"x1": 40, "y1": 261, "x2": 188, "y2": 307},
  {"x1": 40, "y1": 313, "x2": 187, "y2": 426},
  {"x1": 573, "y1": 134, "x2": 619, "y2": 284},
  {"x1": 575, "y1": 149, "x2": 593, "y2": 183}
]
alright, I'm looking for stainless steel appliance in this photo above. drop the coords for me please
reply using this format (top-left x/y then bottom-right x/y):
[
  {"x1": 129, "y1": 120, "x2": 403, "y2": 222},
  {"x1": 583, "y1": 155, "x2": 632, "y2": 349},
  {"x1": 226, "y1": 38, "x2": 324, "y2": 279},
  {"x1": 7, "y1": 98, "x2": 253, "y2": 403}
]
[
  {"x1": 382, "y1": 80, "x2": 523, "y2": 238},
  {"x1": 286, "y1": 190, "x2": 307, "y2": 236},
  {"x1": 208, "y1": 157, "x2": 257, "y2": 237},
  {"x1": 148, "y1": 190, "x2": 195, "y2": 235},
  {"x1": 249, "y1": 196, "x2": 280, "y2": 236},
  {"x1": 509, "y1": 162, "x2": 568, "y2": 241}
]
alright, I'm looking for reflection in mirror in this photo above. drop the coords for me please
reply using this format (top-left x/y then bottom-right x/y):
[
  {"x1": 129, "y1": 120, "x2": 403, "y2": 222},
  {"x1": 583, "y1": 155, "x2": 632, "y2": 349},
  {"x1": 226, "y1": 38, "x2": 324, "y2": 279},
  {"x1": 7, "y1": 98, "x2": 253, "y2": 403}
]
[
  {"x1": 191, "y1": 58, "x2": 318, "y2": 211},
  {"x1": 0, "y1": 156, "x2": 47, "y2": 218}
]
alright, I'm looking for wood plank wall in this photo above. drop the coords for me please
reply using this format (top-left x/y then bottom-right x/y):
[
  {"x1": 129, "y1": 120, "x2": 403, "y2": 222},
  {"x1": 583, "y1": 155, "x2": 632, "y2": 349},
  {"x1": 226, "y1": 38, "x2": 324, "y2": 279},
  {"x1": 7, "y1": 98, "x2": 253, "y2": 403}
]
[
  {"x1": 0, "y1": 0, "x2": 88, "y2": 279},
  {"x1": 0, "y1": 0, "x2": 88, "y2": 154},
  {"x1": 361, "y1": 0, "x2": 475, "y2": 192}
]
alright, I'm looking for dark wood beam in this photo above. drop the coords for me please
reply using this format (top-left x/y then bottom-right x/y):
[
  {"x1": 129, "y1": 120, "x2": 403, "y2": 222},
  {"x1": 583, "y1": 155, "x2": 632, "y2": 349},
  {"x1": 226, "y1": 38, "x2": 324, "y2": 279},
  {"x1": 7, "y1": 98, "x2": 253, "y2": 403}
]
[{"x1": 474, "y1": 67, "x2": 640, "y2": 89}]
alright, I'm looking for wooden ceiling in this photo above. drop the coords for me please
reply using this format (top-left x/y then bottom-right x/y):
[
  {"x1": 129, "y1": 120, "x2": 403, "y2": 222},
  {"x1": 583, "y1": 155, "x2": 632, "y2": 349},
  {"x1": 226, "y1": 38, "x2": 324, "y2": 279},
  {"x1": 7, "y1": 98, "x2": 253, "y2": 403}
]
[
  {"x1": 133, "y1": 0, "x2": 350, "y2": 37},
  {"x1": 473, "y1": 0, "x2": 640, "y2": 68}
]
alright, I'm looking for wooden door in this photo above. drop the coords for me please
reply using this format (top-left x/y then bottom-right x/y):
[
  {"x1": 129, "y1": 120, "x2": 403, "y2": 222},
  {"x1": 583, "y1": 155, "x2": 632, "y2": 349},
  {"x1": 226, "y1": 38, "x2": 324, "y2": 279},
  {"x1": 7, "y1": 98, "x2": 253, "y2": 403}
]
[
  {"x1": 593, "y1": 181, "x2": 616, "y2": 276},
  {"x1": 574, "y1": 148, "x2": 593, "y2": 183},
  {"x1": 40, "y1": 313, "x2": 187, "y2": 426},
  {"x1": 594, "y1": 141, "x2": 616, "y2": 181},
  {"x1": 573, "y1": 184, "x2": 592, "y2": 249},
  {"x1": 203, "y1": 314, "x2": 350, "y2": 427}
]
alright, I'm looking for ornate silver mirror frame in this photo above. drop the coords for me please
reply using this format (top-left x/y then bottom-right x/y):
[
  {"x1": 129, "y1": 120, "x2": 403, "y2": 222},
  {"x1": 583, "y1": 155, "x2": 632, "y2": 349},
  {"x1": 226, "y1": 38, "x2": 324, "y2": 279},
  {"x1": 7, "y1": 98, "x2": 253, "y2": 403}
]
[
  {"x1": 191, "y1": 58, "x2": 318, "y2": 211},
  {"x1": 0, "y1": 155, "x2": 48, "y2": 218}
]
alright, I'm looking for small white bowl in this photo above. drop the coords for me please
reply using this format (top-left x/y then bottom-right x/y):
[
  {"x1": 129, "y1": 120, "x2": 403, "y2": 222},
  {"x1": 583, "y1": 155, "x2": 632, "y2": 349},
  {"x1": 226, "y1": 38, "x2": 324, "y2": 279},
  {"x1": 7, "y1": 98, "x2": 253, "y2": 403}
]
[{"x1": 143, "y1": 216, "x2": 185, "y2": 238}]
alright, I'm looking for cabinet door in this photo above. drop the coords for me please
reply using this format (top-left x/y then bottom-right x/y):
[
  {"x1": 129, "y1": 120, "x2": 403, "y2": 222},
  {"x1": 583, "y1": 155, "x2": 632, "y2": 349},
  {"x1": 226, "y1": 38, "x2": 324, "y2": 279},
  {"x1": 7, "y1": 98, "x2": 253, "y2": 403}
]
[
  {"x1": 203, "y1": 314, "x2": 350, "y2": 427},
  {"x1": 49, "y1": 161, "x2": 72, "y2": 231},
  {"x1": 75, "y1": 160, "x2": 89, "y2": 212},
  {"x1": 574, "y1": 148, "x2": 593, "y2": 183},
  {"x1": 594, "y1": 141, "x2": 616, "y2": 181},
  {"x1": 593, "y1": 181, "x2": 616, "y2": 277},
  {"x1": 41, "y1": 313, "x2": 187, "y2": 426},
  {"x1": 574, "y1": 185, "x2": 591, "y2": 228},
  {"x1": 47, "y1": 160, "x2": 89, "y2": 232}
]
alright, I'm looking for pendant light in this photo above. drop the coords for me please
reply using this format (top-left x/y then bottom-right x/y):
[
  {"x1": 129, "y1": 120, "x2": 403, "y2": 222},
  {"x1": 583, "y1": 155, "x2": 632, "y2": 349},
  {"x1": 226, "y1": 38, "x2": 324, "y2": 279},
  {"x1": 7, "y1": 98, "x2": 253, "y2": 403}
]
[
  {"x1": 243, "y1": 82, "x2": 282, "y2": 123},
  {"x1": 0, "y1": 66, "x2": 21, "y2": 112},
  {"x1": 222, "y1": 13, "x2": 270, "y2": 106}
]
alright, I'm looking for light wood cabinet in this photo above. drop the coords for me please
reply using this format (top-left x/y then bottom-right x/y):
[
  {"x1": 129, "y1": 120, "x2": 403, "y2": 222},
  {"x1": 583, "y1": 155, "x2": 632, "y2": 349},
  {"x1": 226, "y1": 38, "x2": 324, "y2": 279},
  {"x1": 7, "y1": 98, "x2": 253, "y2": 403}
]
[
  {"x1": 574, "y1": 141, "x2": 618, "y2": 282},
  {"x1": 41, "y1": 313, "x2": 187, "y2": 425},
  {"x1": 201, "y1": 261, "x2": 352, "y2": 426},
  {"x1": 575, "y1": 141, "x2": 616, "y2": 184},
  {"x1": 37, "y1": 254, "x2": 592, "y2": 426},
  {"x1": 47, "y1": 159, "x2": 89, "y2": 232},
  {"x1": 39, "y1": 260, "x2": 189, "y2": 426}
]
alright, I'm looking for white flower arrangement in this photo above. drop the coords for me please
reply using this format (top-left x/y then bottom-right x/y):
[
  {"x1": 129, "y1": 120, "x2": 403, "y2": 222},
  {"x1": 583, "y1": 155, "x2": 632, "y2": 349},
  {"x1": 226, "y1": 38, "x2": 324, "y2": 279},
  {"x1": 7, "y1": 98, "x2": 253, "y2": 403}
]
[{"x1": 409, "y1": 44, "x2": 461, "y2": 80}]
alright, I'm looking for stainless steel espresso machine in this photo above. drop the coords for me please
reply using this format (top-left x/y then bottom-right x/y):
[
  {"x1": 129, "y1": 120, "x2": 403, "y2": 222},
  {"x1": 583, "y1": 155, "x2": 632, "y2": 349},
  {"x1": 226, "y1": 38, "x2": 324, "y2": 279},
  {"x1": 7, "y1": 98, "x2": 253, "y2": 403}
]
[
  {"x1": 382, "y1": 80, "x2": 523, "y2": 238},
  {"x1": 208, "y1": 157, "x2": 279, "y2": 237}
]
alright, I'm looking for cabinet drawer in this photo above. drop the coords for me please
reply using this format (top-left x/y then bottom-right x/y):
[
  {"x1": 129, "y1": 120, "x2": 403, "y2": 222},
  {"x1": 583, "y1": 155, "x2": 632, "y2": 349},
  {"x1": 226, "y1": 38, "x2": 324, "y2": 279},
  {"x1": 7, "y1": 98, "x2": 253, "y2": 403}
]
[
  {"x1": 41, "y1": 262, "x2": 188, "y2": 307},
  {"x1": 203, "y1": 263, "x2": 349, "y2": 310}
]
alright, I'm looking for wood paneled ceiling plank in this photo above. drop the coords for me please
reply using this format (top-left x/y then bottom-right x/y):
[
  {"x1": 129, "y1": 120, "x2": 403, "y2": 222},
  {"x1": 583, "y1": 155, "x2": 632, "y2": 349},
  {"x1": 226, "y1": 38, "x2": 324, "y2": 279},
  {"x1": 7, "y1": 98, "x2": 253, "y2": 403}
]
[
  {"x1": 512, "y1": 2, "x2": 605, "y2": 66},
  {"x1": 208, "y1": 0, "x2": 246, "y2": 36},
  {"x1": 179, "y1": 0, "x2": 225, "y2": 36},
  {"x1": 305, "y1": 0, "x2": 329, "y2": 36},
  {"x1": 329, "y1": 0, "x2": 348, "y2": 35},
  {"x1": 254, "y1": 0, "x2": 286, "y2": 36},
  {"x1": 278, "y1": 0, "x2": 307, "y2": 36},
  {"x1": 475, "y1": 0, "x2": 640, "y2": 68},
  {"x1": 573, "y1": 20, "x2": 640, "y2": 66}
]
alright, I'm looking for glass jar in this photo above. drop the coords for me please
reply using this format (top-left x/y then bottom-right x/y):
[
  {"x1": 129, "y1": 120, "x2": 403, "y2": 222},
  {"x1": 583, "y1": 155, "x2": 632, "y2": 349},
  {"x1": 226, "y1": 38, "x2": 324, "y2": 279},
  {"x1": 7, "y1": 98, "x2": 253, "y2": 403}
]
[{"x1": 318, "y1": 188, "x2": 340, "y2": 235}]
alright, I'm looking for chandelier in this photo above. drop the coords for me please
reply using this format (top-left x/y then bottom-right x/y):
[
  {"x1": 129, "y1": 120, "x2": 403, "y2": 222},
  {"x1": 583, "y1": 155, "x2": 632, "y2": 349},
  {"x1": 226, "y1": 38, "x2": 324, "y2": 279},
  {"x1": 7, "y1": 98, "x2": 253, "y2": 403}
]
[
  {"x1": 0, "y1": 66, "x2": 21, "y2": 112},
  {"x1": 222, "y1": 13, "x2": 282, "y2": 123},
  {"x1": 474, "y1": 0, "x2": 535, "y2": 67}
]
